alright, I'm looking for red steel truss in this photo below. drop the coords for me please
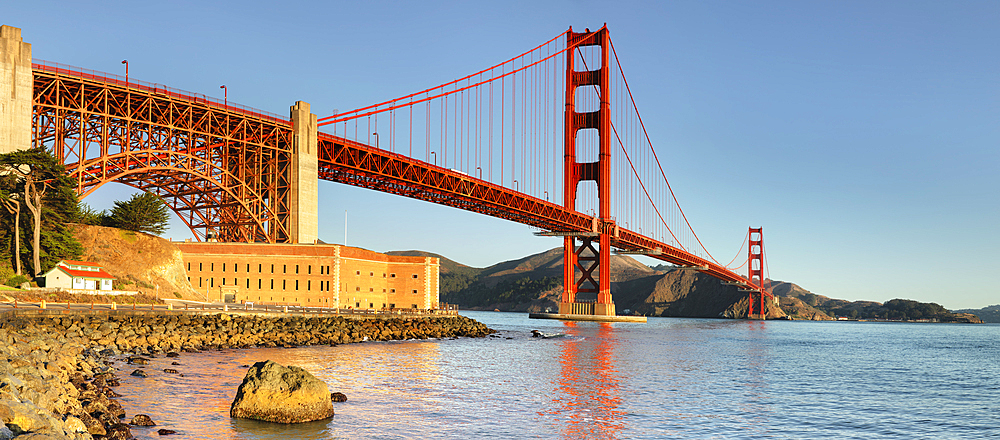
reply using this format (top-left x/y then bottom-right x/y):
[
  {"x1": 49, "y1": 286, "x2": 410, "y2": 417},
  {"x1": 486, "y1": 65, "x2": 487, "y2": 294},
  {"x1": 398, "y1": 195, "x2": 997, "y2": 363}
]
[{"x1": 31, "y1": 61, "x2": 293, "y2": 243}]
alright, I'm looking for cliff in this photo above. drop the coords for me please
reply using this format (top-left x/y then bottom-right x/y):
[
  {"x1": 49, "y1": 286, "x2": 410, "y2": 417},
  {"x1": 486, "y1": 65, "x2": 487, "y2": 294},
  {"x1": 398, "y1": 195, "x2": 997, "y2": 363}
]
[{"x1": 69, "y1": 224, "x2": 202, "y2": 300}]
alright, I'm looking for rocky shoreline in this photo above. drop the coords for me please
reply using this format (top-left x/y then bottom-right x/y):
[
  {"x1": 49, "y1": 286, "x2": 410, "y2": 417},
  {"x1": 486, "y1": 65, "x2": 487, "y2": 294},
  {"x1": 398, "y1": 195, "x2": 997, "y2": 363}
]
[{"x1": 0, "y1": 311, "x2": 495, "y2": 438}]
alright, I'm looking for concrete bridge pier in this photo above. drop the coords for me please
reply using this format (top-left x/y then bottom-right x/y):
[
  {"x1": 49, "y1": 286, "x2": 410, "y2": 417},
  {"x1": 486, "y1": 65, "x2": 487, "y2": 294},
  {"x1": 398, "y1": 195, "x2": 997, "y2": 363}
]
[
  {"x1": 289, "y1": 101, "x2": 319, "y2": 244},
  {"x1": 0, "y1": 25, "x2": 32, "y2": 154}
]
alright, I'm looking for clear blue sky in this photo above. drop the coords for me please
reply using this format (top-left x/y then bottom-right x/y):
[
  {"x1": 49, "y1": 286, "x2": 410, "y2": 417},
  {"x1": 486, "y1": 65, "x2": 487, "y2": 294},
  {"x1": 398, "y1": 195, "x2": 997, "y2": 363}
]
[{"x1": 4, "y1": 1, "x2": 998, "y2": 309}]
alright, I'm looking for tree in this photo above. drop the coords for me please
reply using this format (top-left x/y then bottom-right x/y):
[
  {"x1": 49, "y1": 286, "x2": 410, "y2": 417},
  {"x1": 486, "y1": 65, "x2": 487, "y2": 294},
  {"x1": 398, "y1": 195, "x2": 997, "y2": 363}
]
[
  {"x1": 0, "y1": 148, "x2": 83, "y2": 276},
  {"x1": 109, "y1": 192, "x2": 170, "y2": 235},
  {"x1": 0, "y1": 190, "x2": 22, "y2": 275}
]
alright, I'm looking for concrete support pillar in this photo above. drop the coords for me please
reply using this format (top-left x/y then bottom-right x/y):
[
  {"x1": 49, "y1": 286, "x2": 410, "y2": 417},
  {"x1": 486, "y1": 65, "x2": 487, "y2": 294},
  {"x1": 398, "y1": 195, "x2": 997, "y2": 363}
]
[
  {"x1": 0, "y1": 25, "x2": 32, "y2": 154},
  {"x1": 289, "y1": 101, "x2": 318, "y2": 244}
]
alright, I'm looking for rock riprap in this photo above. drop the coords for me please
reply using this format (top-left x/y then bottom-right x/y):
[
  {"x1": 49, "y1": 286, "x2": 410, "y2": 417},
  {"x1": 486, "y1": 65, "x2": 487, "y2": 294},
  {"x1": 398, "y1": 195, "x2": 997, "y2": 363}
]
[{"x1": 230, "y1": 360, "x2": 335, "y2": 423}]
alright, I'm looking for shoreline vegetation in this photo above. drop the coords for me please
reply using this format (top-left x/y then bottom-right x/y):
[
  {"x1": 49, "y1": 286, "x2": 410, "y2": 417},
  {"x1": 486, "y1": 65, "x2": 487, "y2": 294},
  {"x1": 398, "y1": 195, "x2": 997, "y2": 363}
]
[{"x1": 0, "y1": 310, "x2": 494, "y2": 438}]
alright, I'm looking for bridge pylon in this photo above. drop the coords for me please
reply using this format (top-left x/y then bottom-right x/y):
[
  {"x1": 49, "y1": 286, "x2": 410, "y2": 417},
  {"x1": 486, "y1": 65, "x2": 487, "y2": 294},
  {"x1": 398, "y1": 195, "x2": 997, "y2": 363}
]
[
  {"x1": 0, "y1": 25, "x2": 32, "y2": 154},
  {"x1": 560, "y1": 26, "x2": 615, "y2": 317},
  {"x1": 747, "y1": 227, "x2": 767, "y2": 319}
]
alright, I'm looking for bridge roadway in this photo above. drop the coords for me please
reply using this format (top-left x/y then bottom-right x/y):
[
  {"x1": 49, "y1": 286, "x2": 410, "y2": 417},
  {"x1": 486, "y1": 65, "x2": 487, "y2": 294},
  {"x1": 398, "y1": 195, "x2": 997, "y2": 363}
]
[{"x1": 27, "y1": 52, "x2": 762, "y2": 297}]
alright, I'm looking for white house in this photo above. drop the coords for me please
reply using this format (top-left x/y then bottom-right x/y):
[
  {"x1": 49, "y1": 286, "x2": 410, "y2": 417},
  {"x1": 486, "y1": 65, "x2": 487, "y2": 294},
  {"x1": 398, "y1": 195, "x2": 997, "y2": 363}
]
[{"x1": 41, "y1": 260, "x2": 114, "y2": 291}]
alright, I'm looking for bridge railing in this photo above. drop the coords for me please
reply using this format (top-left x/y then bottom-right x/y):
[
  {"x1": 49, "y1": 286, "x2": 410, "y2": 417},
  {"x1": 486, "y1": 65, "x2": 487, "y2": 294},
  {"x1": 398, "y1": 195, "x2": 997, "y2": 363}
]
[{"x1": 32, "y1": 59, "x2": 289, "y2": 125}]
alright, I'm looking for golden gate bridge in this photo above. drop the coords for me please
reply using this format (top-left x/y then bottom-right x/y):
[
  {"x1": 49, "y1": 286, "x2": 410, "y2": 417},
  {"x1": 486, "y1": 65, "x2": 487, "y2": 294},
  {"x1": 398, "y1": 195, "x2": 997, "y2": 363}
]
[{"x1": 15, "y1": 24, "x2": 774, "y2": 319}]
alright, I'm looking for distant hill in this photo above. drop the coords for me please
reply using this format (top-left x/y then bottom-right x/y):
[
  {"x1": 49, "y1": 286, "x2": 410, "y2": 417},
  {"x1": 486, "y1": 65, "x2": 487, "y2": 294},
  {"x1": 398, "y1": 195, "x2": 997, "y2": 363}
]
[
  {"x1": 393, "y1": 247, "x2": 784, "y2": 319},
  {"x1": 953, "y1": 305, "x2": 1000, "y2": 323},
  {"x1": 767, "y1": 280, "x2": 983, "y2": 323}
]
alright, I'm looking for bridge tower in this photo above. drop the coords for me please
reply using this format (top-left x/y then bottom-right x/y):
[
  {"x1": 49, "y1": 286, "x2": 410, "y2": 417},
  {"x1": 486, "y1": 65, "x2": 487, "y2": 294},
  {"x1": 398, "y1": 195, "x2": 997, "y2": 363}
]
[
  {"x1": 0, "y1": 25, "x2": 32, "y2": 154},
  {"x1": 560, "y1": 26, "x2": 615, "y2": 317},
  {"x1": 748, "y1": 227, "x2": 765, "y2": 319}
]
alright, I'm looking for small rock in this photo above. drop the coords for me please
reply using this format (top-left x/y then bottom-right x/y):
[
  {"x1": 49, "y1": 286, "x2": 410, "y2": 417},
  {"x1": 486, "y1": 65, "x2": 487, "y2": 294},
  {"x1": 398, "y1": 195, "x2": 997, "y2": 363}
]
[
  {"x1": 330, "y1": 392, "x2": 347, "y2": 402},
  {"x1": 101, "y1": 387, "x2": 122, "y2": 398},
  {"x1": 171, "y1": 361, "x2": 180, "y2": 365},
  {"x1": 106, "y1": 423, "x2": 133, "y2": 440},
  {"x1": 166, "y1": 352, "x2": 179, "y2": 358},
  {"x1": 128, "y1": 357, "x2": 150, "y2": 365},
  {"x1": 131, "y1": 369, "x2": 148, "y2": 378},
  {"x1": 157, "y1": 428, "x2": 178, "y2": 435},
  {"x1": 240, "y1": 364, "x2": 249, "y2": 368},
  {"x1": 163, "y1": 369, "x2": 179, "y2": 374},
  {"x1": 130, "y1": 414, "x2": 156, "y2": 426}
]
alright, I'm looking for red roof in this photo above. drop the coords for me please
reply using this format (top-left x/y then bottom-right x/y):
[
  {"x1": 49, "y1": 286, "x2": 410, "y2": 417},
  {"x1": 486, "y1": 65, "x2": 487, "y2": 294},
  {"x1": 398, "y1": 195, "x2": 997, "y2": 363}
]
[
  {"x1": 55, "y1": 260, "x2": 114, "y2": 279},
  {"x1": 56, "y1": 266, "x2": 114, "y2": 279},
  {"x1": 61, "y1": 259, "x2": 103, "y2": 267}
]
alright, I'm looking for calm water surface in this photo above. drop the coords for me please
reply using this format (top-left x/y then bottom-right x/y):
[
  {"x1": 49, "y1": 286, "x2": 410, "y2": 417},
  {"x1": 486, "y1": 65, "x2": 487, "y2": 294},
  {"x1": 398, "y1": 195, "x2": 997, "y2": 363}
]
[{"x1": 113, "y1": 312, "x2": 1000, "y2": 439}]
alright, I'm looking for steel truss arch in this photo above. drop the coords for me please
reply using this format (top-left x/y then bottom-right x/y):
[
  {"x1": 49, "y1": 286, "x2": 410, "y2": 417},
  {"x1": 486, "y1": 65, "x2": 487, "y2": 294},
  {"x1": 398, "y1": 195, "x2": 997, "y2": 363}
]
[{"x1": 67, "y1": 149, "x2": 275, "y2": 242}]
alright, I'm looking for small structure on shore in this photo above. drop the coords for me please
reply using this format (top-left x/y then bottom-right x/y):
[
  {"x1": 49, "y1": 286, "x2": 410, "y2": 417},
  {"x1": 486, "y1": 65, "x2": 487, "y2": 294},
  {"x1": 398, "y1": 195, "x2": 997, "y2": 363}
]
[
  {"x1": 230, "y1": 360, "x2": 335, "y2": 423},
  {"x1": 39, "y1": 260, "x2": 114, "y2": 291}
]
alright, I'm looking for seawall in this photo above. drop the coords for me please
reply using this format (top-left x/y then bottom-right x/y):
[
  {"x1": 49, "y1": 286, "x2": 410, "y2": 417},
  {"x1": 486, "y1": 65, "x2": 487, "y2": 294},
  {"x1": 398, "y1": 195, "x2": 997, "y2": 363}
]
[{"x1": 0, "y1": 311, "x2": 495, "y2": 438}]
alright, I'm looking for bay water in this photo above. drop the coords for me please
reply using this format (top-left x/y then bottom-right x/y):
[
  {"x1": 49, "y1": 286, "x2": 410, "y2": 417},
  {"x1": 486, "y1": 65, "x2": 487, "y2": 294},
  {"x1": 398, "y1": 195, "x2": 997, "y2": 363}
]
[{"x1": 113, "y1": 312, "x2": 1000, "y2": 439}]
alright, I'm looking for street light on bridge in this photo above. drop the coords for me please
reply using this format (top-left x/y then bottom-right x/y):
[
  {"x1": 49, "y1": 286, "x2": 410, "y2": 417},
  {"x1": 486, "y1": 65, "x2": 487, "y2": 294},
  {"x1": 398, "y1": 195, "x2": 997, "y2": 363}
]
[
  {"x1": 372, "y1": 132, "x2": 379, "y2": 149},
  {"x1": 121, "y1": 60, "x2": 128, "y2": 84},
  {"x1": 220, "y1": 85, "x2": 227, "y2": 107},
  {"x1": 430, "y1": 151, "x2": 436, "y2": 166}
]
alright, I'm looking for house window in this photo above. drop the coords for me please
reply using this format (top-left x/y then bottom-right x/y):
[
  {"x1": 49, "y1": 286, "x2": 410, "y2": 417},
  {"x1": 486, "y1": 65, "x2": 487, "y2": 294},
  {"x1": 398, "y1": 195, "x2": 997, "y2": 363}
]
[
  {"x1": 308, "y1": 266, "x2": 311, "y2": 275},
  {"x1": 308, "y1": 280, "x2": 311, "y2": 291},
  {"x1": 411, "y1": 304, "x2": 418, "y2": 309},
  {"x1": 412, "y1": 290, "x2": 418, "y2": 294},
  {"x1": 355, "y1": 287, "x2": 360, "y2": 292},
  {"x1": 296, "y1": 265, "x2": 299, "y2": 274},
  {"x1": 246, "y1": 264, "x2": 250, "y2": 273},
  {"x1": 210, "y1": 278, "x2": 214, "y2": 287},
  {"x1": 187, "y1": 262, "x2": 191, "y2": 271},
  {"x1": 356, "y1": 270, "x2": 361, "y2": 276},
  {"x1": 369, "y1": 287, "x2": 374, "y2": 292},
  {"x1": 270, "y1": 279, "x2": 274, "y2": 289},
  {"x1": 382, "y1": 273, "x2": 386, "y2": 278},
  {"x1": 282, "y1": 280, "x2": 287, "y2": 290},
  {"x1": 211, "y1": 263, "x2": 214, "y2": 271},
  {"x1": 223, "y1": 263, "x2": 226, "y2": 272},
  {"x1": 259, "y1": 264, "x2": 262, "y2": 273},
  {"x1": 246, "y1": 279, "x2": 250, "y2": 289},
  {"x1": 391, "y1": 289, "x2": 396, "y2": 293},
  {"x1": 412, "y1": 274, "x2": 418, "y2": 279},
  {"x1": 199, "y1": 277, "x2": 203, "y2": 287},
  {"x1": 283, "y1": 265, "x2": 287, "y2": 274},
  {"x1": 390, "y1": 273, "x2": 396, "y2": 278},
  {"x1": 370, "y1": 272, "x2": 374, "y2": 277},
  {"x1": 258, "y1": 279, "x2": 262, "y2": 289},
  {"x1": 199, "y1": 263, "x2": 203, "y2": 271},
  {"x1": 271, "y1": 264, "x2": 274, "y2": 273},
  {"x1": 390, "y1": 303, "x2": 395, "y2": 308}
]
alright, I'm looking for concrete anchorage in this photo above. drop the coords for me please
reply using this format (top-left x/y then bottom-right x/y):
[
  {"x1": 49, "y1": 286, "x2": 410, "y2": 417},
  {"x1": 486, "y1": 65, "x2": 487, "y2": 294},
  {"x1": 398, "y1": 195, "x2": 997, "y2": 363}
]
[
  {"x1": 0, "y1": 25, "x2": 32, "y2": 154},
  {"x1": 289, "y1": 101, "x2": 319, "y2": 244}
]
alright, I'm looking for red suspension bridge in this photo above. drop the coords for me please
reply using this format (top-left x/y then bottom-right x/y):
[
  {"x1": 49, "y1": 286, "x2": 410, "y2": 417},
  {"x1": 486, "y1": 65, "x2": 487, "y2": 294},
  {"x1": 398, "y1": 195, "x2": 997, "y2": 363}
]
[{"x1": 15, "y1": 24, "x2": 774, "y2": 318}]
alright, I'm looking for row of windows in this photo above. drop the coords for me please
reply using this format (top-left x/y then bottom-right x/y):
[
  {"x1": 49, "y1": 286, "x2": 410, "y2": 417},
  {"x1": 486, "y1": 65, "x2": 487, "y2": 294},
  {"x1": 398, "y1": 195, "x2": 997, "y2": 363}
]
[
  {"x1": 190, "y1": 277, "x2": 420, "y2": 295},
  {"x1": 352, "y1": 271, "x2": 418, "y2": 279},
  {"x1": 187, "y1": 262, "x2": 332, "y2": 275}
]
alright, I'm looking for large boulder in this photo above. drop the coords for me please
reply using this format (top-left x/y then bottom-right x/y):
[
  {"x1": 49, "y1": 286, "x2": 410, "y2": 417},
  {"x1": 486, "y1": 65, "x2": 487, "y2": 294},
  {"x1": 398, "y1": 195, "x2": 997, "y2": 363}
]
[{"x1": 230, "y1": 361, "x2": 334, "y2": 423}]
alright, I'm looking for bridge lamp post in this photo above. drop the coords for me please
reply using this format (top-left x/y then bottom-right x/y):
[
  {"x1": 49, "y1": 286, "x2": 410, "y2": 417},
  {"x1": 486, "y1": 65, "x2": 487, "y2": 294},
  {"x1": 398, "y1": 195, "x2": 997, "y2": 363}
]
[
  {"x1": 476, "y1": 166, "x2": 482, "y2": 179},
  {"x1": 544, "y1": 190, "x2": 549, "y2": 201},
  {"x1": 220, "y1": 85, "x2": 227, "y2": 107},
  {"x1": 430, "y1": 151, "x2": 436, "y2": 166},
  {"x1": 372, "y1": 132, "x2": 379, "y2": 149},
  {"x1": 514, "y1": 180, "x2": 519, "y2": 191},
  {"x1": 121, "y1": 60, "x2": 128, "y2": 84}
]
